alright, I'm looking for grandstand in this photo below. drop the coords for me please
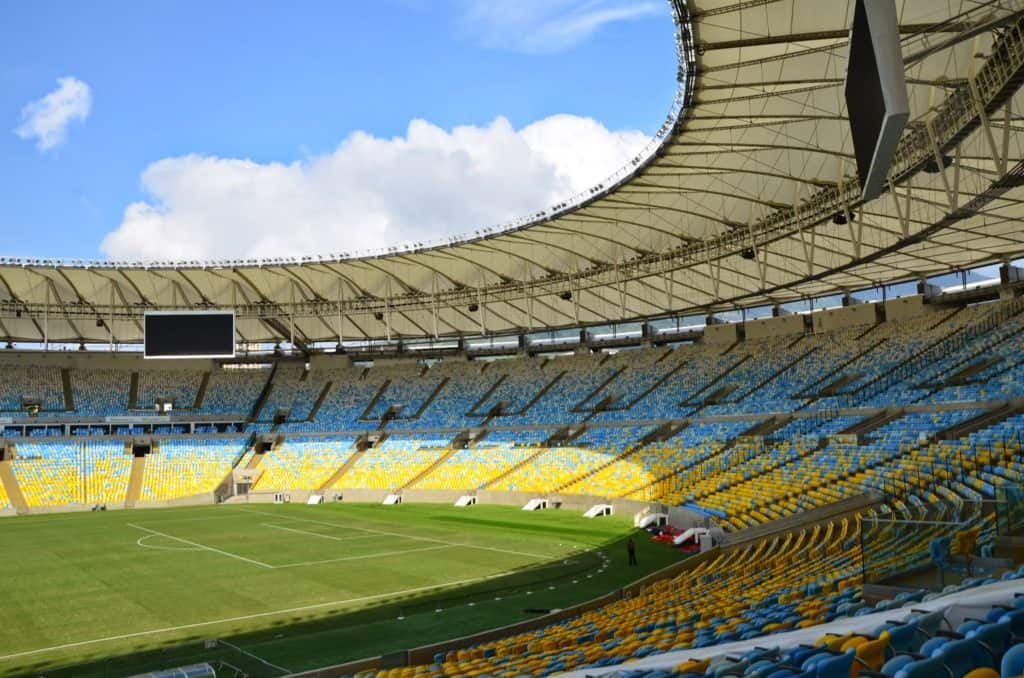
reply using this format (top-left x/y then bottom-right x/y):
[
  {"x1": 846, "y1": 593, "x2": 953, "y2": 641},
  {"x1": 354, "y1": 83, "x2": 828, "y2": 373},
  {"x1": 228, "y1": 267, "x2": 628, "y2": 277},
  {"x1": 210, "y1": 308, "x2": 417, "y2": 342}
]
[
  {"x1": 138, "y1": 437, "x2": 246, "y2": 503},
  {"x1": 2, "y1": 0, "x2": 1024, "y2": 675}
]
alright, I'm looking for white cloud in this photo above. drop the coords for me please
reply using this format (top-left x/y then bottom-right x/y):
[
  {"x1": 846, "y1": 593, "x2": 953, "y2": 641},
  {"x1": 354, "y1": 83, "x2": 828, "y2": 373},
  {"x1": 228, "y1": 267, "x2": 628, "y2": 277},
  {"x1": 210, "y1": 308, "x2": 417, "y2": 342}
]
[
  {"x1": 14, "y1": 76, "x2": 92, "y2": 151},
  {"x1": 459, "y1": 0, "x2": 663, "y2": 54},
  {"x1": 100, "y1": 115, "x2": 649, "y2": 262}
]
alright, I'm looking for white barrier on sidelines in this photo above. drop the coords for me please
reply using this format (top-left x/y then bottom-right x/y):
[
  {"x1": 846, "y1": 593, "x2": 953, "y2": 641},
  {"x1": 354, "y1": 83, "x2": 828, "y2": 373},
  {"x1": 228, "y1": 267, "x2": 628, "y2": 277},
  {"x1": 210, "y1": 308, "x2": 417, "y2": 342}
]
[
  {"x1": 635, "y1": 512, "x2": 668, "y2": 528},
  {"x1": 584, "y1": 504, "x2": 613, "y2": 518}
]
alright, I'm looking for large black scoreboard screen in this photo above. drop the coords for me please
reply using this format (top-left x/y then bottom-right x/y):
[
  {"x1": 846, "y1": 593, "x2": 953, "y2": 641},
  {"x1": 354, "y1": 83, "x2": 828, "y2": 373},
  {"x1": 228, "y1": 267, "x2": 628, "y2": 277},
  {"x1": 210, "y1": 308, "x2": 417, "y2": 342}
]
[
  {"x1": 144, "y1": 312, "x2": 236, "y2": 359},
  {"x1": 844, "y1": 0, "x2": 909, "y2": 201}
]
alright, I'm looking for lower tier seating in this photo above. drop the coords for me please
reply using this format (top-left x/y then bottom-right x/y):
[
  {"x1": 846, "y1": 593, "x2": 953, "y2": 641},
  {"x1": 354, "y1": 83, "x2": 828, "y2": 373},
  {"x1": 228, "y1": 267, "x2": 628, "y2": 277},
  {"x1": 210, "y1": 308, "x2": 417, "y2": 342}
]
[
  {"x1": 139, "y1": 437, "x2": 244, "y2": 502},
  {"x1": 338, "y1": 435, "x2": 451, "y2": 490},
  {"x1": 411, "y1": 443, "x2": 539, "y2": 490},
  {"x1": 359, "y1": 502, "x2": 1013, "y2": 678},
  {"x1": 13, "y1": 441, "x2": 130, "y2": 507},
  {"x1": 253, "y1": 435, "x2": 356, "y2": 491},
  {"x1": 643, "y1": 585, "x2": 1024, "y2": 678},
  {"x1": 487, "y1": 445, "x2": 622, "y2": 494}
]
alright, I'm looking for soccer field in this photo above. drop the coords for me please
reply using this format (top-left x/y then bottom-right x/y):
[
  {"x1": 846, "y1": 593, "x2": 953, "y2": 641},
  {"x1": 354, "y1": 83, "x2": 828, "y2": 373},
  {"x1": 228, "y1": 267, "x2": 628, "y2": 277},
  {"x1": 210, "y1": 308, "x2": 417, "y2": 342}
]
[{"x1": 0, "y1": 503, "x2": 680, "y2": 677}]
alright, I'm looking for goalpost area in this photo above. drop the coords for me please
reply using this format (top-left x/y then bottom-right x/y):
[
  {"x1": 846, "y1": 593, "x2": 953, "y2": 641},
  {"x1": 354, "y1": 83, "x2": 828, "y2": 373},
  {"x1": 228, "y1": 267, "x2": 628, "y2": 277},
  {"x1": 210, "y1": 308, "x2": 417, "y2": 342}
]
[{"x1": 0, "y1": 502, "x2": 683, "y2": 677}]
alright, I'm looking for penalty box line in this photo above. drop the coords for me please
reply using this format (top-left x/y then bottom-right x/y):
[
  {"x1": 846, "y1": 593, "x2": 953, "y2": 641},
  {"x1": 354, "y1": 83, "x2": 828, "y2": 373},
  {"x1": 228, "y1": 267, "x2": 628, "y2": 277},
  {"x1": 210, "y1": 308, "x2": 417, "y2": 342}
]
[
  {"x1": 262, "y1": 522, "x2": 382, "y2": 543},
  {"x1": 130, "y1": 522, "x2": 459, "y2": 571},
  {"x1": 232, "y1": 507, "x2": 557, "y2": 561},
  {"x1": 263, "y1": 522, "x2": 462, "y2": 568},
  {"x1": 128, "y1": 524, "x2": 274, "y2": 569}
]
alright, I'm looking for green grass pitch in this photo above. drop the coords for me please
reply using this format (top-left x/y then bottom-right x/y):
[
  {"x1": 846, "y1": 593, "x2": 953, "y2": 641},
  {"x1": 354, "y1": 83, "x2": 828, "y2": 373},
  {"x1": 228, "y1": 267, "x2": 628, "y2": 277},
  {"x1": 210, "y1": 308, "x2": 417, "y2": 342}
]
[{"x1": 0, "y1": 503, "x2": 683, "y2": 677}]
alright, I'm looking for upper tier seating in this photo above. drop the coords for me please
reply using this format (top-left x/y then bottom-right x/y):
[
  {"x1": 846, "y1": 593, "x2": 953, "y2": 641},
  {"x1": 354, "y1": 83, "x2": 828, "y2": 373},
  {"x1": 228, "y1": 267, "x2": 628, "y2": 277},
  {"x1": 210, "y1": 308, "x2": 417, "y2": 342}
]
[
  {"x1": 6, "y1": 297, "x2": 1019, "y2": 431},
  {"x1": 0, "y1": 364, "x2": 64, "y2": 412},
  {"x1": 299, "y1": 367, "x2": 392, "y2": 431},
  {"x1": 472, "y1": 357, "x2": 549, "y2": 416},
  {"x1": 200, "y1": 367, "x2": 270, "y2": 416},
  {"x1": 136, "y1": 369, "x2": 203, "y2": 411},
  {"x1": 362, "y1": 367, "x2": 447, "y2": 423},
  {"x1": 71, "y1": 369, "x2": 130, "y2": 417},
  {"x1": 587, "y1": 345, "x2": 736, "y2": 422},
  {"x1": 501, "y1": 352, "x2": 615, "y2": 426},
  {"x1": 408, "y1": 360, "x2": 494, "y2": 429},
  {"x1": 735, "y1": 327, "x2": 876, "y2": 414},
  {"x1": 257, "y1": 364, "x2": 335, "y2": 422},
  {"x1": 694, "y1": 335, "x2": 815, "y2": 416}
]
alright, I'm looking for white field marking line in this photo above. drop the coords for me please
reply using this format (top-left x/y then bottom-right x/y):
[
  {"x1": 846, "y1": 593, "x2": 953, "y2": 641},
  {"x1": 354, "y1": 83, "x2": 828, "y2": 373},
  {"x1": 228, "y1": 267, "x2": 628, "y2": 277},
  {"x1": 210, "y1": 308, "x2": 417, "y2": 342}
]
[
  {"x1": 230, "y1": 508, "x2": 556, "y2": 560},
  {"x1": 261, "y1": 522, "x2": 383, "y2": 543},
  {"x1": 129, "y1": 514, "x2": 252, "y2": 525},
  {"x1": 127, "y1": 524, "x2": 274, "y2": 569},
  {"x1": 136, "y1": 534, "x2": 202, "y2": 552},
  {"x1": 273, "y1": 544, "x2": 454, "y2": 569},
  {"x1": 0, "y1": 569, "x2": 525, "y2": 662}
]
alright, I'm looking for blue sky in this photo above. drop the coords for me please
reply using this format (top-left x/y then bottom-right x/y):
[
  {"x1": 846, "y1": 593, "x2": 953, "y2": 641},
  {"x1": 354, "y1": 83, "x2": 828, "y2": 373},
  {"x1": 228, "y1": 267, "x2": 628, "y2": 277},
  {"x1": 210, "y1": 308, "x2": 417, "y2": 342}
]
[{"x1": 0, "y1": 1, "x2": 678, "y2": 261}]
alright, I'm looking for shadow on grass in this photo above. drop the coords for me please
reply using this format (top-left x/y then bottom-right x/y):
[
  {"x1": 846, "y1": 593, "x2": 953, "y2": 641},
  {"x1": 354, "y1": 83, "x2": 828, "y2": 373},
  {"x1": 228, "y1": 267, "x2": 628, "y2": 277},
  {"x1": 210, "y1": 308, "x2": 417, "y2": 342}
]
[
  {"x1": 427, "y1": 513, "x2": 626, "y2": 539},
  {"x1": 24, "y1": 532, "x2": 684, "y2": 678}
]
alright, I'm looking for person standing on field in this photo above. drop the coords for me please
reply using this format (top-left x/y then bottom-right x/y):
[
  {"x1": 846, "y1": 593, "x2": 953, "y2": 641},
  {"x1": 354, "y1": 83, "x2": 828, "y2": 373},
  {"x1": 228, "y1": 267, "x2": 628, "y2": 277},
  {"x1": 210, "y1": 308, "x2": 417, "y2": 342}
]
[{"x1": 627, "y1": 537, "x2": 638, "y2": 566}]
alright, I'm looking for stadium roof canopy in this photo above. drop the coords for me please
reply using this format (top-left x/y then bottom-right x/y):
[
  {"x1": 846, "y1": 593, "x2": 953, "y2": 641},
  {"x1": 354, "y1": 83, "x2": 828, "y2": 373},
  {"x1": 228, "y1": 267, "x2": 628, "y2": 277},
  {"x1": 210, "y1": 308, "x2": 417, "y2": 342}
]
[{"x1": 3, "y1": 0, "x2": 1024, "y2": 347}]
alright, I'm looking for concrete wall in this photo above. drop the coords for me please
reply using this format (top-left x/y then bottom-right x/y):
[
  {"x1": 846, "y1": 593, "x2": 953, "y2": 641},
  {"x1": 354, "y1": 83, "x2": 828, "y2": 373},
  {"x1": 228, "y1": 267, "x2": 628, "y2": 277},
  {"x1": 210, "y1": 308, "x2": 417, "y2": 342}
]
[
  {"x1": 19, "y1": 502, "x2": 126, "y2": 515},
  {"x1": 704, "y1": 323, "x2": 738, "y2": 345},
  {"x1": 133, "y1": 492, "x2": 216, "y2": 509},
  {"x1": 613, "y1": 498, "x2": 664, "y2": 520},
  {"x1": 402, "y1": 488, "x2": 469, "y2": 504},
  {"x1": 744, "y1": 314, "x2": 804, "y2": 340},
  {"x1": 228, "y1": 489, "x2": 337, "y2": 504},
  {"x1": 884, "y1": 294, "x2": 933, "y2": 322},
  {"x1": 19, "y1": 492, "x2": 218, "y2": 514},
  {"x1": 476, "y1": 490, "x2": 540, "y2": 507},
  {"x1": 811, "y1": 303, "x2": 877, "y2": 333},
  {"x1": 665, "y1": 505, "x2": 712, "y2": 530},
  {"x1": 333, "y1": 488, "x2": 392, "y2": 503},
  {"x1": 0, "y1": 350, "x2": 214, "y2": 372},
  {"x1": 308, "y1": 353, "x2": 353, "y2": 371}
]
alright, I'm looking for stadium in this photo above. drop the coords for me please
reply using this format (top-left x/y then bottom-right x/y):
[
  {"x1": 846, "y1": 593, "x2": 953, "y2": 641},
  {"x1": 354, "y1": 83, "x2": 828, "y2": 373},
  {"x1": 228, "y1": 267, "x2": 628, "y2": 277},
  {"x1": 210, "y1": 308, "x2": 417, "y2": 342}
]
[{"x1": 5, "y1": 0, "x2": 1024, "y2": 676}]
